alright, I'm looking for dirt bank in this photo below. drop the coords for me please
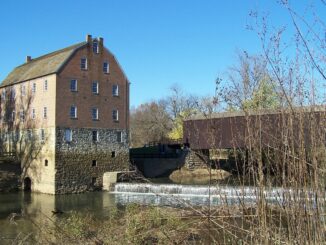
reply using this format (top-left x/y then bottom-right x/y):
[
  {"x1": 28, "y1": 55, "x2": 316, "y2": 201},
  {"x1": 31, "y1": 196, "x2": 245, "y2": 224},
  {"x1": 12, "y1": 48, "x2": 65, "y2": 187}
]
[{"x1": 169, "y1": 167, "x2": 231, "y2": 184}]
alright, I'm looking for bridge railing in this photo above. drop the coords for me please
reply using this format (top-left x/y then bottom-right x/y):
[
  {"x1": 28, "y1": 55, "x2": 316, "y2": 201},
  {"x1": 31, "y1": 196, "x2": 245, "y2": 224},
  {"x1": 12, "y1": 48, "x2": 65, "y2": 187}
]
[
  {"x1": 0, "y1": 151, "x2": 16, "y2": 157},
  {"x1": 130, "y1": 153, "x2": 179, "y2": 159},
  {"x1": 146, "y1": 139, "x2": 184, "y2": 146}
]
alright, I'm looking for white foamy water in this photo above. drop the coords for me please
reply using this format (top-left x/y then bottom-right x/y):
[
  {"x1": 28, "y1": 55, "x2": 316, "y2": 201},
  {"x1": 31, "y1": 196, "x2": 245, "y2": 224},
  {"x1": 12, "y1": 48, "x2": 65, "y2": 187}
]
[{"x1": 111, "y1": 183, "x2": 301, "y2": 207}]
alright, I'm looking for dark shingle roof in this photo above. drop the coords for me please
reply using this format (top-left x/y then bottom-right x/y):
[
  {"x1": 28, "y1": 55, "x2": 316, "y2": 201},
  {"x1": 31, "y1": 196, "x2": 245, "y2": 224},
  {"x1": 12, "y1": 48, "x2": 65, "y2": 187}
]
[
  {"x1": 186, "y1": 106, "x2": 326, "y2": 121},
  {"x1": 1, "y1": 42, "x2": 87, "y2": 87}
]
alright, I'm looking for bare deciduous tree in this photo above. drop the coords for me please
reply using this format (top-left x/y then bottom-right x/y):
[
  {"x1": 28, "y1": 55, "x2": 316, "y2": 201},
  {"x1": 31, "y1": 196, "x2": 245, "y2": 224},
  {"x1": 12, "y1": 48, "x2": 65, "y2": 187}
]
[
  {"x1": 0, "y1": 85, "x2": 47, "y2": 182},
  {"x1": 223, "y1": 51, "x2": 281, "y2": 111},
  {"x1": 130, "y1": 100, "x2": 171, "y2": 147}
]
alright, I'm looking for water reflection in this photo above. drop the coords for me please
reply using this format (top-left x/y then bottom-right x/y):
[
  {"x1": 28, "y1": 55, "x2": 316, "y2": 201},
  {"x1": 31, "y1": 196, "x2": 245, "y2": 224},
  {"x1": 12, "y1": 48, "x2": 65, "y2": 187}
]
[{"x1": 0, "y1": 192, "x2": 118, "y2": 244}]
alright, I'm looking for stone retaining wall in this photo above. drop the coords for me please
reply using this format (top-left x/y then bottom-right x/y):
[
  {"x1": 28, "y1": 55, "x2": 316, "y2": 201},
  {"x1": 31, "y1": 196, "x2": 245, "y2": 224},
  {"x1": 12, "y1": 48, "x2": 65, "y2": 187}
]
[{"x1": 184, "y1": 150, "x2": 209, "y2": 170}]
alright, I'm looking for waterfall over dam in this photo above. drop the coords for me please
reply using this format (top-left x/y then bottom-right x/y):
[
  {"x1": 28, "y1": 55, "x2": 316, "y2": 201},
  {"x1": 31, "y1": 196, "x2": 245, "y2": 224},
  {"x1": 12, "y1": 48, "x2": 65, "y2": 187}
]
[{"x1": 111, "y1": 183, "x2": 304, "y2": 207}]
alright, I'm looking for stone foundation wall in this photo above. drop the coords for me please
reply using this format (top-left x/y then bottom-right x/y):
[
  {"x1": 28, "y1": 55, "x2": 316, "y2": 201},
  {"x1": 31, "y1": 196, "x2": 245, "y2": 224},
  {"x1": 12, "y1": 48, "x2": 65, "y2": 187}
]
[{"x1": 54, "y1": 127, "x2": 129, "y2": 194}]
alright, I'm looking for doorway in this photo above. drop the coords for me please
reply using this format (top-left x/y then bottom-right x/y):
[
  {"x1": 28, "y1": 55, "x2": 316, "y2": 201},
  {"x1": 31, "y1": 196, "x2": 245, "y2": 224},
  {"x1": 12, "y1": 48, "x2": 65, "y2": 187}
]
[{"x1": 23, "y1": 177, "x2": 31, "y2": 191}]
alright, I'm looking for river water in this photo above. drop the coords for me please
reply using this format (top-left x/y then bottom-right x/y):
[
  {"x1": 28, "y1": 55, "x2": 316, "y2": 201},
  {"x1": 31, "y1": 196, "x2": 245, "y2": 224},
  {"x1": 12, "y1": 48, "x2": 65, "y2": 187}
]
[{"x1": 0, "y1": 180, "x2": 321, "y2": 243}]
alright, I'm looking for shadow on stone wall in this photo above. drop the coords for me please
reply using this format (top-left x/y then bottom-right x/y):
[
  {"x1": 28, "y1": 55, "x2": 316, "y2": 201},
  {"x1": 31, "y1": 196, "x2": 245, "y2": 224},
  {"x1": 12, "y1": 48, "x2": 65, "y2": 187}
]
[{"x1": 0, "y1": 160, "x2": 21, "y2": 192}]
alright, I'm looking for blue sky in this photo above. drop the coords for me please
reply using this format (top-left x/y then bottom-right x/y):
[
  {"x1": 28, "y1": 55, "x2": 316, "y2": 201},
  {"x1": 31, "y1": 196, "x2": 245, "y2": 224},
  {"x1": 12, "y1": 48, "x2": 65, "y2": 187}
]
[{"x1": 0, "y1": 1, "x2": 324, "y2": 107}]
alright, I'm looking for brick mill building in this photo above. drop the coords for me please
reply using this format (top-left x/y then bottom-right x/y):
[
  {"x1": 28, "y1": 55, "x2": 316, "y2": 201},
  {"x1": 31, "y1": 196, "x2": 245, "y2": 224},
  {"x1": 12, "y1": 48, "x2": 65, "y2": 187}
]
[{"x1": 0, "y1": 35, "x2": 130, "y2": 194}]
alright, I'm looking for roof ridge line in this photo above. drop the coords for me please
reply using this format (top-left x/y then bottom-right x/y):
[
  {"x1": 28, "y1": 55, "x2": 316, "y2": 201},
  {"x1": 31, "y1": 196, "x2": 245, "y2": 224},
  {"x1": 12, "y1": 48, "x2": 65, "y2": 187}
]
[
  {"x1": 16, "y1": 41, "x2": 87, "y2": 68},
  {"x1": 0, "y1": 41, "x2": 88, "y2": 87}
]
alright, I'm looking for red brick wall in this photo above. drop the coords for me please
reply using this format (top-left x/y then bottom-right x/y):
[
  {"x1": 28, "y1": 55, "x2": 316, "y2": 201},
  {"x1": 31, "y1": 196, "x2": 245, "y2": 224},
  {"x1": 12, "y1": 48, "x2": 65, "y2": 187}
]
[{"x1": 56, "y1": 42, "x2": 129, "y2": 130}]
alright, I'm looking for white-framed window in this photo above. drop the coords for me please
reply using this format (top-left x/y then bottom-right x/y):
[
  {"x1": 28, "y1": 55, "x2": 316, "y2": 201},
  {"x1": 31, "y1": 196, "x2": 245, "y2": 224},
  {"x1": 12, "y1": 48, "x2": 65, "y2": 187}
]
[
  {"x1": 40, "y1": 129, "x2": 45, "y2": 142},
  {"x1": 20, "y1": 110, "x2": 25, "y2": 122},
  {"x1": 44, "y1": 80, "x2": 48, "y2": 91},
  {"x1": 2, "y1": 90, "x2": 6, "y2": 101},
  {"x1": 70, "y1": 79, "x2": 77, "y2": 92},
  {"x1": 92, "y1": 81, "x2": 99, "y2": 94},
  {"x1": 103, "y1": 62, "x2": 109, "y2": 73},
  {"x1": 15, "y1": 131, "x2": 20, "y2": 141},
  {"x1": 31, "y1": 108, "x2": 36, "y2": 120},
  {"x1": 70, "y1": 105, "x2": 77, "y2": 118},
  {"x1": 32, "y1": 83, "x2": 36, "y2": 94},
  {"x1": 11, "y1": 110, "x2": 15, "y2": 122},
  {"x1": 92, "y1": 107, "x2": 98, "y2": 120},
  {"x1": 112, "y1": 84, "x2": 119, "y2": 96},
  {"x1": 21, "y1": 85, "x2": 26, "y2": 96},
  {"x1": 92, "y1": 130, "x2": 98, "y2": 142},
  {"x1": 27, "y1": 129, "x2": 32, "y2": 140},
  {"x1": 43, "y1": 107, "x2": 47, "y2": 119},
  {"x1": 3, "y1": 133, "x2": 7, "y2": 141},
  {"x1": 64, "y1": 128, "x2": 72, "y2": 142},
  {"x1": 93, "y1": 40, "x2": 99, "y2": 53},
  {"x1": 112, "y1": 109, "x2": 118, "y2": 121},
  {"x1": 117, "y1": 131, "x2": 122, "y2": 143},
  {"x1": 81, "y1": 57, "x2": 87, "y2": 70},
  {"x1": 9, "y1": 132, "x2": 14, "y2": 141},
  {"x1": 10, "y1": 88, "x2": 15, "y2": 101}
]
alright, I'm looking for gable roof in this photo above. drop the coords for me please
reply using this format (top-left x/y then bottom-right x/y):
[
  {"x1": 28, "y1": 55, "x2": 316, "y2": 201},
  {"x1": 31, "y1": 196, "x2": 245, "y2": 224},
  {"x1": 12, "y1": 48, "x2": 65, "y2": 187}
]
[{"x1": 1, "y1": 42, "x2": 87, "y2": 88}]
